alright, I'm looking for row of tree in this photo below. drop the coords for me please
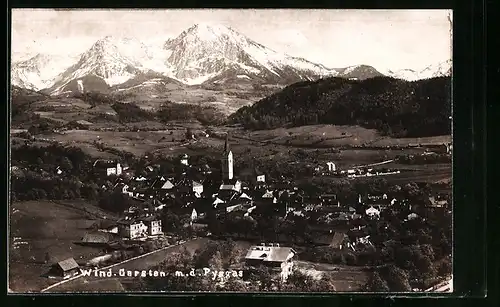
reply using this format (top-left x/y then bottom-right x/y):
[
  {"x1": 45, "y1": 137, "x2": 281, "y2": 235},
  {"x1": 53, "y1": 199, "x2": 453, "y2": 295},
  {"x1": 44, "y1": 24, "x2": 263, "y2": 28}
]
[{"x1": 229, "y1": 76, "x2": 451, "y2": 137}]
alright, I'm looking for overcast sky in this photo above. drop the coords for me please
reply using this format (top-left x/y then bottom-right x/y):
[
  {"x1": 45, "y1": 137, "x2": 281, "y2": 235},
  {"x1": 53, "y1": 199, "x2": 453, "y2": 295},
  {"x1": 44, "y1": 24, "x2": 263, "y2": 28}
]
[{"x1": 11, "y1": 9, "x2": 452, "y2": 71}]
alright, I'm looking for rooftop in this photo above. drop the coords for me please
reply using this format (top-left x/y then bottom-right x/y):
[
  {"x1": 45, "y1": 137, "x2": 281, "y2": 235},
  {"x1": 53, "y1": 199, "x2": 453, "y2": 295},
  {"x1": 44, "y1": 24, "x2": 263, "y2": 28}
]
[
  {"x1": 244, "y1": 245, "x2": 296, "y2": 263},
  {"x1": 57, "y1": 258, "x2": 79, "y2": 272}
]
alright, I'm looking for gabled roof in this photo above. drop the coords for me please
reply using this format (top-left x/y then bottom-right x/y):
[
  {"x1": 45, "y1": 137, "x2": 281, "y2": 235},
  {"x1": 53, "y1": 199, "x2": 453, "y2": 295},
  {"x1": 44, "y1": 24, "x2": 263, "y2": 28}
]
[
  {"x1": 239, "y1": 193, "x2": 252, "y2": 200},
  {"x1": 75, "y1": 120, "x2": 93, "y2": 126},
  {"x1": 57, "y1": 258, "x2": 79, "y2": 271},
  {"x1": 193, "y1": 181, "x2": 203, "y2": 187},
  {"x1": 262, "y1": 190, "x2": 274, "y2": 198},
  {"x1": 330, "y1": 232, "x2": 348, "y2": 248},
  {"x1": 213, "y1": 197, "x2": 225, "y2": 205},
  {"x1": 245, "y1": 245, "x2": 296, "y2": 263},
  {"x1": 117, "y1": 218, "x2": 145, "y2": 225},
  {"x1": 161, "y1": 180, "x2": 175, "y2": 190},
  {"x1": 82, "y1": 232, "x2": 113, "y2": 243},
  {"x1": 93, "y1": 159, "x2": 117, "y2": 168}
]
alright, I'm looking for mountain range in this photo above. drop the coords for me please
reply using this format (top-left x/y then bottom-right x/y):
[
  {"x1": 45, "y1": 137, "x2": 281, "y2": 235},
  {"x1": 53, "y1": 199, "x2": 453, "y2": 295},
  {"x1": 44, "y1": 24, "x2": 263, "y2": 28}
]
[{"x1": 11, "y1": 23, "x2": 451, "y2": 95}]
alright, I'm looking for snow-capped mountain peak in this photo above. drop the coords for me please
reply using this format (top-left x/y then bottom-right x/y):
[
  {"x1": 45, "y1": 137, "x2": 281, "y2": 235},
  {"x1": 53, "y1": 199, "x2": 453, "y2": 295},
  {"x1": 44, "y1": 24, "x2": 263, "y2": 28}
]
[
  {"x1": 386, "y1": 59, "x2": 451, "y2": 81},
  {"x1": 11, "y1": 53, "x2": 81, "y2": 90},
  {"x1": 11, "y1": 23, "x2": 452, "y2": 95},
  {"x1": 163, "y1": 23, "x2": 336, "y2": 85}
]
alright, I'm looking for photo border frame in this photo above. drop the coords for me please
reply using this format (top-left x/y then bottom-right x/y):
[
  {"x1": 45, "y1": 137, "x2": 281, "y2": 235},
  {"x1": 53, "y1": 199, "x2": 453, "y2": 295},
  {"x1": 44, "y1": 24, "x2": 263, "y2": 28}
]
[{"x1": 3, "y1": 0, "x2": 490, "y2": 305}]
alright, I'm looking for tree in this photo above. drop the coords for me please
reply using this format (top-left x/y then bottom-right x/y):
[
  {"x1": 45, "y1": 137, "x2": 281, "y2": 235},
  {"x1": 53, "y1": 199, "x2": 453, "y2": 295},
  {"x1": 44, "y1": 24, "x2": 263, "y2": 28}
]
[
  {"x1": 437, "y1": 258, "x2": 452, "y2": 276},
  {"x1": 60, "y1": 156, "x2": 73, "y2": 171},
  {"x1": 223, "y1": 279, "x2": 247, "y2": 292},
  {"x1": 365, "y1": 271, "x2": 390, "y2": 292},
  {"x1": 384, "y1": 265, "x2": 411, "y2": 292},
  {"x1": 285, "y1": 269, "x2": 315, "y2": 292},
  {"x1": 208, "y1": 251, "x2": 224, "y2": 270},
  {"x1": 247, "y1": 265, "x2": 274, "y2": 291}
]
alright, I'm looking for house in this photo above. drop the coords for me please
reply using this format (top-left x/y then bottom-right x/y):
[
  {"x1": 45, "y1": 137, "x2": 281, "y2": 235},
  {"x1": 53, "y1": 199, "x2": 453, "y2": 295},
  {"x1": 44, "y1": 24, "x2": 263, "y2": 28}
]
[
  {"x1": 365, "y1": 206, "x2": 380, "y2": 218},
  {"x1": 141, "y1": 217, "x2": 163, "y2": 236},
  {"x1": 191, "y1": 208, "x2": 198, "y2": 222},
  {"x1": 239, "y1": 192, "x2": 253, "y2": 204},
  {"x1": 180, "y1": 154, "x2": 189, "y2": 166},
  {"x1": 93, "y1": 160, "x2": 122, "y2": 177},
  {"x1": 81, "y1": 232, "x2": 115, "y2": 246},
  {"x1": 244, "y1": 244, "x2": 296, "y2": 281},
  {"x1": 98, "y1": 223, "x2": 119, "y2": 234},
  {"x1": 319, "y1": 194, "x2": 339, "y2": 205},
  {"x1": 51, "y1": 258, "x2": 80, "y2": 278},
  {"x1": 407, "y1": 213, "x2": 419, "y2": 221},
  {"x1": 117, "y1": 219, "x2": 148, "y2": 239},
  {"x1": 326, "y1": 162, "x2": 336, "y2": 172},
  {"x1": 313, "y1": 231, "x2": 350, "y2": 250},
  {"x1": 212, "y1": 197, "x2": 225, "y2": 207},
  {"x1": 259, "y1": 190, "x2": 278, "y2": 204},
  {"x1": 192, "y1": 181, "x2": 204, "y2": 194},
  {"x1": 114, "y1": 183, "x2": 132, "y2": 196},
  {"x1": 219, "y1": 179, "x2": 242, "y2": 193},
  {"x1": 428, "y1": 196, "x2": 448, "y2": 208},
  {"x1": 240, "y1": 167, "x2": 266, "y2": 183}
]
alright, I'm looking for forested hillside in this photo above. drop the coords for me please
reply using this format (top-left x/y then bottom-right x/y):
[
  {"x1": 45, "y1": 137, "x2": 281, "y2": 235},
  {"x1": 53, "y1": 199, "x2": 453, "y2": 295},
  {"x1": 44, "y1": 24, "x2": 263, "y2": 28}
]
[{"x1": 229, "y1": 76, "x2": 451, "y2": 137}]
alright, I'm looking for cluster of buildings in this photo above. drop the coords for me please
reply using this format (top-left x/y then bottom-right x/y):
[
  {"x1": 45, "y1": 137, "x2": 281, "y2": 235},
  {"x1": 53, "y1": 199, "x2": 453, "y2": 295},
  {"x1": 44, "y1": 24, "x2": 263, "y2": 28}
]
[{"x1": 51, "y1": 134, "x2": 449, "y2": 283}]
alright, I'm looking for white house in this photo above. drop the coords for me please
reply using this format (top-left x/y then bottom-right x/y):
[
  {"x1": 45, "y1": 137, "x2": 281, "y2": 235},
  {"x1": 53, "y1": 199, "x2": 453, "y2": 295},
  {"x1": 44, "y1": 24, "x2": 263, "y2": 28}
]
[
  {"x1": 180, "y1": 154, "x2": 189, "y2": 166},
  {"x1": 93, "y1": 160, "x2": 123, "y2": 177},
  {"x1": 219, "y1": 179, "x2": 242, "y2": 193},
  {"x1": 192, "y1": 181, "x2": 204, "y2": 194},
  {"x1": 365, "y1": 206, "x2": 380, "y2": 218},
  {"x1": 143, "y1": 218, "x2": 163, "y2": 236},
  {"x1": 407, "y1": 213, "x2": 419, "y2": 221},
  {"x1": 191, "y1": 208, "x2": 198, "y2": 222},
  {"x1": 326, "y1": 162, "x2": 336, "y2": 172},
  {"x1": 213, "y1": 197, "x2": 225, "y2": 207},
  {"x1": 118, "y1": 219, "x2": 148, "y2": 239},
  {"x1": 244, "y1": 244, "x2": 296, "y2": 282}
]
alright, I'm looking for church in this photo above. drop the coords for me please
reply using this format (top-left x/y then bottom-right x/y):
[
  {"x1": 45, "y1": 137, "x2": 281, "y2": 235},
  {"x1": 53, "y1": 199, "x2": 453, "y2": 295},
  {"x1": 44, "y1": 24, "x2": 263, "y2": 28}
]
[{"x1": 219, "y1": 133, "x2": 242, "y2": 193}]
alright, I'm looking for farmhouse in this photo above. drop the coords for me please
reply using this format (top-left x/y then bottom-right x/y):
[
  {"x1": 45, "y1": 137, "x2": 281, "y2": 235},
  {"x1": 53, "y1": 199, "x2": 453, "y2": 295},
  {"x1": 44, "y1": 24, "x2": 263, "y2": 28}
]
[
  {"x1": 51, "y1": 258, "x2": 80, "y2": 278},
  {"x1": 93, "y1": 160, "x2": 122, "y2": 177},
  {"x1": 245, "y1": 244, "x2": 296, "y2": 281}
]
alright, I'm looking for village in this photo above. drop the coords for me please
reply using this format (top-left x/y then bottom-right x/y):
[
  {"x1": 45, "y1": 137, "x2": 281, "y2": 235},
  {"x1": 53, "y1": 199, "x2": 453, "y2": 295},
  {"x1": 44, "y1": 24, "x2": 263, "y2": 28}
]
[{"x1": 37, "y1": 133, "x2": 451, "y2": 292}]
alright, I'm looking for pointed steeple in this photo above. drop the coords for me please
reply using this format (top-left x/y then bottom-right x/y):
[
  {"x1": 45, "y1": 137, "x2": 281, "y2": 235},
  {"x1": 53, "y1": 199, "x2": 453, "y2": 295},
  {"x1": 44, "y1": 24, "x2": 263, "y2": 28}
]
[{"x1": 224, "y1": 133, "x2": 229, "y2": 153}]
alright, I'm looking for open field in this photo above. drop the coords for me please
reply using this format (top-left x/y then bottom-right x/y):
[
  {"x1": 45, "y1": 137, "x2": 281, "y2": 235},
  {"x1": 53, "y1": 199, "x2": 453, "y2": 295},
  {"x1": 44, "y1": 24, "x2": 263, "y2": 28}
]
[
  {"x1": 8, "y1": 200, "x2": 115, "y2": 293},
  {"x1": 234, "y1": 125, "x2": 451, "y2": 148},
  {"x1": 295, "y1": 261, "x2": 369, "y2": 292},
  {"x1": 10, "y1": 123, "x2": 452, "y2": 176}
]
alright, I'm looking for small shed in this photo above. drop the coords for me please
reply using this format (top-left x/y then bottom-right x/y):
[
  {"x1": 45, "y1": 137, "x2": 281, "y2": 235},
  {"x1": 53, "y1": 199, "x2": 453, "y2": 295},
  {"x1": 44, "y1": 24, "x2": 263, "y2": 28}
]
[{"x1": 52, "y1": 258, "x2": 80, "y2": 278}]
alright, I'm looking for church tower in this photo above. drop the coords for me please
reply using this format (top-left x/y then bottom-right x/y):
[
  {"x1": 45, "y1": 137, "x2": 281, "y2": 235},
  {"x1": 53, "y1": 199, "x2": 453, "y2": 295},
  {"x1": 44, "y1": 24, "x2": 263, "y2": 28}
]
[{"x1": 221, "y1": 134, "x2": 233, "y2": 180}]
